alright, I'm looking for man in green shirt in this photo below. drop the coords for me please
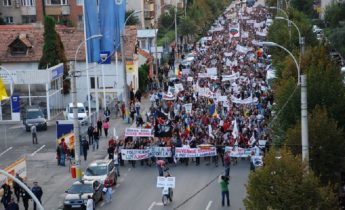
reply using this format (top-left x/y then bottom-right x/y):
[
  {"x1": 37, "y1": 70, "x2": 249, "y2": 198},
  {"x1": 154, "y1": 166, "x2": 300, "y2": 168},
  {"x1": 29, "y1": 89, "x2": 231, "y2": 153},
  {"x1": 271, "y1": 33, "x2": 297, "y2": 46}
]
[{"x1": 219, "y1": 175, "x2": 230, "y2": 207}]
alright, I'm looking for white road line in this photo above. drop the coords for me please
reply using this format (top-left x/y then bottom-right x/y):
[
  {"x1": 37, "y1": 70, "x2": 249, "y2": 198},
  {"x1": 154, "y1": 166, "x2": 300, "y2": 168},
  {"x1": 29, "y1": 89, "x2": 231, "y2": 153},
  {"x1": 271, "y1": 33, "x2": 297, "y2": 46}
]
[
  {"x1": 155, "y1": 202, "x2": 163, "y2": 206},
  {"x1": 128, "y1": 168, "x2": 131, "y2": 172},
  {"x1": 30, "y1": 145, "x2": 46, "y2": 156},
  {"x1": 205, "y1": 200, "x2": 213, "y2": 210},
  {"x1": 148, "y1": 201, "x2": 156, "y2": 210},
  {"x1": 100, "y1": 201, "x2": 105, "y2": 207},
  {"x1": 0, "y1": 147, "x2": 13, "y2": 157},
  {"x1": 115, "y1": 184, "x2": 120, "y2": 188}
]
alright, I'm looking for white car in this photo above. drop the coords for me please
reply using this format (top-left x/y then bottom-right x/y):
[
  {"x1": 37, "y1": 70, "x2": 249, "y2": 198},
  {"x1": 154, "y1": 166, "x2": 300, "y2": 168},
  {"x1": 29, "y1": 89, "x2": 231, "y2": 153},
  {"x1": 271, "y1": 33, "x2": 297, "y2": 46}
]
[{"x1": 66, "y1": 103, "x2": 88, "y2": 125}]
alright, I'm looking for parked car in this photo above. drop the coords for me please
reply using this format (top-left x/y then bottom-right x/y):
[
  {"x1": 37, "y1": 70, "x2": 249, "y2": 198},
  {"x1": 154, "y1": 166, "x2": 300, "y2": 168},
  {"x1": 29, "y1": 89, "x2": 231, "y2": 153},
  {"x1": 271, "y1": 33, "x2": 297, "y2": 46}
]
[
  {"x1": 83, "y1": 160, "x2": 117, "y2": 187},
  {"x1": 65, "y1": 103, "x2": 88, "y2": 125},
  {"x1": 23, "y1": 106, "x2": 47, "y2": 132},
  {"x1": 63, "y1": 180, "x2": 103, "y2": 210}
]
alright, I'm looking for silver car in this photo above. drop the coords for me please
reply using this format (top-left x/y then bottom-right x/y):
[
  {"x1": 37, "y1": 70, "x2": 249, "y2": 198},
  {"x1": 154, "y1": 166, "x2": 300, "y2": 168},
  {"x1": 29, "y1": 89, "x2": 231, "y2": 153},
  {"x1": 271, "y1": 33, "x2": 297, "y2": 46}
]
[{"x1": 83, "y1": 160, "x2": 117, "y2": 187}]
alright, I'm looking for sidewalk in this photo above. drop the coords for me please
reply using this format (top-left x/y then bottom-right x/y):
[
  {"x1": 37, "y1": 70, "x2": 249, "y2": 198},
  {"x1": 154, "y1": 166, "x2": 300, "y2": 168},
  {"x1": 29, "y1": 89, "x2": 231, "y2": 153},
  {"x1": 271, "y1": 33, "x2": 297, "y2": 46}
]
[{"x1": 22, "y1": 96, "x2": 152, "y2": 210}]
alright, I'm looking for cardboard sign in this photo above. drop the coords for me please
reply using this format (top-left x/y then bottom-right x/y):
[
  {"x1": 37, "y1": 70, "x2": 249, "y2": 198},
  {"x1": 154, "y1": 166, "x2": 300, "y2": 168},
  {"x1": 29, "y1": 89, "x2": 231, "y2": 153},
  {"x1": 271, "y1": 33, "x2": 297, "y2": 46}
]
[
  {"x1": 157, "y1": 176, "x2": 176, "y2": 188},
  {"x1": 184, "y1": 103, "x2": 193, "y2": 114},
  {"x1": 125, "y1": 128, "x2": 152, "y2": 137},
  {"x1": 175, "y1": 147, "x2": 217, "y2": 158}
]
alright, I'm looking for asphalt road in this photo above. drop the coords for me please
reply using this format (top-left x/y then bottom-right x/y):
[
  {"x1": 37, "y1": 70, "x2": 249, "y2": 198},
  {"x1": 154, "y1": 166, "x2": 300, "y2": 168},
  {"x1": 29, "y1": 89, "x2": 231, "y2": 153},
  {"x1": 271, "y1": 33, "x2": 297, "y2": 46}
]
[{"x1": 98, "y1": 160, "x2": 249, "y2": 210}]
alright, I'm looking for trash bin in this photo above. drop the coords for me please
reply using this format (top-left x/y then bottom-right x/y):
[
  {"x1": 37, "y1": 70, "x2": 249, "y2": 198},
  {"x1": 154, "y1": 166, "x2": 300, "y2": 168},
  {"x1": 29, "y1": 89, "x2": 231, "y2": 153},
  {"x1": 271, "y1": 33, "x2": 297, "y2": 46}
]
[{"x1": 70, "y1": 165, "x2": 76, "y2": 178}]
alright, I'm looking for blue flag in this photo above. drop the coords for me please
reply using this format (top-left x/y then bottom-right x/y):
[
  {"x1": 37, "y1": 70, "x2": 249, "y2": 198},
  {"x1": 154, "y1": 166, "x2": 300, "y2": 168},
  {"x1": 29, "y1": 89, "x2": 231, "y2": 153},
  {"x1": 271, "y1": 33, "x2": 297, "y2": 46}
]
[
  {"x1": 84, "y1": 0, "x2": 101, "y2": 63},
  {"x1": 115, "y1": 0, "x2": 126, "y2": 51},
  {"x1": 99, "y1": 0, "x2": 116, "y2": 53}
]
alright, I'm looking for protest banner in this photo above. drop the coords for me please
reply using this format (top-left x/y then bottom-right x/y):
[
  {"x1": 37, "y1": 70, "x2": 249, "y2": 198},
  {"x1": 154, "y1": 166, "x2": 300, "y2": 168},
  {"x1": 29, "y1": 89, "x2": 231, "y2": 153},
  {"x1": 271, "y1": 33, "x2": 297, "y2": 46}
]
[
  {"x1": 206, "y1": 67, "x2": 217, "y2": 76},
  {"x1": 174, "y1": 83, "x2": 184, "y2": 92},
  {"x1": 125, "y1": 128, "x2": 152, "y2": 137},
  {"x1": 175, "y1": 147, "x2": 217, "y2": 158},
  {"x1": 151, "y1": 147, "x2": 172, "y2": 158},
  {"x1": 121, "y1": 149, "x2": 151, "y2": 160},
  {"x1": 157, "y1": 176, "x2": 176, "y2": 188},
  {"x1": 184, "y1": 103, "x2": 192, "y2": 114},
  {"x1": 187, "y1": 77, "x2": 193, "y2": 82},
  {"x1": 224, "y1": 146, "x2": 254, "y2": 157},
  {"x1": 182, "y1": 68, "x2": 190, "y2": 75}
]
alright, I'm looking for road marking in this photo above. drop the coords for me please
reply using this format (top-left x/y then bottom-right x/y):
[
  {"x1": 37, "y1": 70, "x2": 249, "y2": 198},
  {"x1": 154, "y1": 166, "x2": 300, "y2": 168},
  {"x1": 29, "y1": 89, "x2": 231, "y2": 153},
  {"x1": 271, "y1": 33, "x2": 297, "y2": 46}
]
[
  {"x1": 148, "y1": 201, "x2": 156, "y2": 210},
  {"x1": 9, "y1": 124, "x2": 23, "y2": 130},
  {"x1": 128, "y1": 168, "x2": 131, "y2": 172},
  {"x1": 115, "y1": 184, "x2": 120, "y2": 188},
  {"x1": 0, "y1": 147, "x2": 13, "y2": 157},
  {"x1": 206, "y1": 200, "x2": 213, "y2": 210},
  {"x1": 100, "y1": 201, "x2": 105, "y2": 207},
  {"x1": 30, "y1": 145, "x2": 46, "y2": 156},
  {"x1": 155, "y1": 202, "x2": 163, "y2": 206}
]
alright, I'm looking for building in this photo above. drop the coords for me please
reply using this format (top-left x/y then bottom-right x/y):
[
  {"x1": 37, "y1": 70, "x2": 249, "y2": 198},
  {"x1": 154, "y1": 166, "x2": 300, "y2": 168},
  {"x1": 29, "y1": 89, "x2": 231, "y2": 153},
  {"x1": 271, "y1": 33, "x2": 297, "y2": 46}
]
[
  {"x1": 0, "y1": 0, "x2": 83, "y2": 26},
  {"x1": 0, "y1": 24, "x2": 141, "y2": 120}
]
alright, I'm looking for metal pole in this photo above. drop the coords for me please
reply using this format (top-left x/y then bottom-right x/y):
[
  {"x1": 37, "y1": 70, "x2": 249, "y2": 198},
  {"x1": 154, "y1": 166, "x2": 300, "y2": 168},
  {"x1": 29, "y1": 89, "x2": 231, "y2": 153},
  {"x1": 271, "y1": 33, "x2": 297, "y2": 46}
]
[
  {"x1": 101, "y1": 64, "x2": 106, "y2": 109},
  {"x1": 94, "y1": 64, "x2": 99, "y2": 116},
  {"x1": 175, "y1": 1, "x2": 178, "y2": 60},
  {"x1": 301, "y1": 74, "x2": 309, "y2": 168},
  {"x1": 70, "y1": 61, "x2": 82, "y2": 180},
  {"x1": 155, "y1": 25, "x2": 159, "y2": 77},
  {"x1": 0, "y1": 169, "x2": 44, "y2": 210},
  {"x1": 121, "y1": 31, "x2": 129, "y2": 122}
]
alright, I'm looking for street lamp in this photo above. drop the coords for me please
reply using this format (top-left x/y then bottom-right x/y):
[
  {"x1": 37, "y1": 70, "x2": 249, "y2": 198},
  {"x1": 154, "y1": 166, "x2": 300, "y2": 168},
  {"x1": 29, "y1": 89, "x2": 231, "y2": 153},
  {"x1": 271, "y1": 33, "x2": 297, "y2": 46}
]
[
  {"x1": 260, "y1": 41, "x2": 309, "y2": 168},
  {"x1": 268, "y1": 6, "x2": 289, "y2": 19},
  {"x1": 74, "y1": 34, "x2": 103, "y2": 123},
  {"x1": 275, "y1": 16, "x2": 305, "y2": 55},
  {"x1": 72, "y1": 34, "x2": 102, "y2": 181}
]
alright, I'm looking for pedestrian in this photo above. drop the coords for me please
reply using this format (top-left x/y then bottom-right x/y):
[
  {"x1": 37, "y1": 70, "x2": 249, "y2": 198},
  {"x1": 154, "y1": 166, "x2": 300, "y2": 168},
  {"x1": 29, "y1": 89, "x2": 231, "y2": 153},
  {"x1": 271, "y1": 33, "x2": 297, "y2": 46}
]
[
  {"x1": 13, "y1": 173, "x2": 23, "y2": 203},
  {"x1": 87, "y1": 124, "x2": 94, "y2": 145},
  {"x1": 121, "y1": 102, "x2": 126, "y2": 120},
  {"x1": 135, "y1": 90, "x2": 142, "y2": 102},
  {"x1": 86, "y1": 195, "x2": 94, "y2": 210},
  {"x1": 31, "y1": 124, "x2": 38, "y2": 144},
  {"x1": 97, "y1": 119, "x2": 103, "y2": 137},
  {"x1": 21, "y1": 186, "x2": 31, "y2": 210},
  {"x1": 107, "y1": 145, "x2": 115, "y2": 160},
  {"x1": 105, "y1": 186, "x2": 112, "y2": 203},
  {"x1": 156, "y1": 159, "x2": 165, "y2": 176},
  {"x1": 103, "y1": 120, "x2": 109, "y2": 138},
  {"x1": 114, "y1": 101, "x2": 119, "y2": 118},
  {"x1": 1, "y1": 183, "x2": 12, "y2": 209},
  {"x1": 57, "y1": 138, "x2": 67, "y2": 166},
  {"x1": 104, "y1": 107, "x2": 110, "y2": 122},
  {"x1": 5, "y1": 198, "x2": 19, "y2": 210},
  {"x1": 92, "y1": 128, "x2": 99, "y2": 151},
  {"x1": 81, "y1": 137, "x2": 89, "y2": 161},
  {"x1": 135, "y1": 100, "x2": 141, "y2": 116},
  {"x1": 114, "y1": 150, "x2": 120, "y2": 177},
  {"x1": 31, "y1": 181, "x2": 43, "y2": 210},
  {"x1": 218, "y1": 175, "x2": 230, "y2": 207},
  {"x1": 224, "y1": 152, "x2": 231, "y2": 177}
]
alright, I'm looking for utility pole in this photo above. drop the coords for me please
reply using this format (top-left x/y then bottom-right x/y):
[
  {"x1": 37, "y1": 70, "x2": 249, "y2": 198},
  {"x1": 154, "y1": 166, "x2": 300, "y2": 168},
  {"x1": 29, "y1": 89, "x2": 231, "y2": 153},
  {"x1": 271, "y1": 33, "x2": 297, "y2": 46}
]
[
  {"x1": 70, "y1": 61, "x2": 82, "y2": 180},
  {"x1": 120, "y1": 31, "x2": 129, "y2": 122},
  {"x1": 175, "y1": 0, "x2": 178, "y2": 60},
  {"x1": 301, "y1": 74, "x2": 309, "y2": 169}
]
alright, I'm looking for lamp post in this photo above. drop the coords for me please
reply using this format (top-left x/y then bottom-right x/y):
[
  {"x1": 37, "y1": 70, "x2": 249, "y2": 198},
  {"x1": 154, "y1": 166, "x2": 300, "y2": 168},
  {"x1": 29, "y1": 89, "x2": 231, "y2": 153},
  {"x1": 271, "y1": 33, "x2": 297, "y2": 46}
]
[
  {"x1": 72, "y1": 34, "x2": 102, "y2": 181},
  {"x1": 275, "y1": 16, "x2": 305, "y2": 56},
  {"x1": 261, "y1": 41, "x2": 309, "y2": 168},
  {"x1": 174, "y1": 0, "x2": 178, "y2": 60},
  {"x1": 154, "y1": 4, "x2": 170, "y2": 77},
  {"x1": 268, "y1": 6, "x2": 289, "y2": 19}
]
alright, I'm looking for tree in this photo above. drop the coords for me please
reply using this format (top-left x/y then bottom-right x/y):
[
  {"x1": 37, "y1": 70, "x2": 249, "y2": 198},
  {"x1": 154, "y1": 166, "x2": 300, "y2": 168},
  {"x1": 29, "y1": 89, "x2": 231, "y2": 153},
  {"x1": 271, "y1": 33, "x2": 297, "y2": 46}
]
[
  {"x1": 324, "y1": 3, "x2": 345, "y2": 28},
  {"x1": 138, "y1": 64, "x2": 149, "y2": 93},
  {"x1": 329, "y1": 26, "x2": 345, "y2": 57},
  {"x1": 125, "y1": 10, "x2": 140, "y2": 26},
  {"x1": 244, "y1": 148, "x2": 339, "y2": 210},
  {"x1": 38, "y1": 16, "x2": 70, "y2": 93},
  {"x1": 285, "y1": 106, "x2": 345, "y2": 185},
  {"x1": 290, "y1": 0, "x2": 317, "y2": 18},
  {"x1": 178, "y1": 16, "x2": 198, "y2": 42},
  {"x1": 271, "y1": 45, "x2": 345, "y2": 141}
]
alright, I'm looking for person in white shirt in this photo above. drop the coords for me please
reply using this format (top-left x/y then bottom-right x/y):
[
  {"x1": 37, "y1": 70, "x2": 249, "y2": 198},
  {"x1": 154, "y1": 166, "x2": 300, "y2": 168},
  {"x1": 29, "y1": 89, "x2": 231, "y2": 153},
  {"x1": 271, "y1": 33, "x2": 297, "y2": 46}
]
[{"x1": 86, "y1": 195, "x2": 93, "y2": 210}]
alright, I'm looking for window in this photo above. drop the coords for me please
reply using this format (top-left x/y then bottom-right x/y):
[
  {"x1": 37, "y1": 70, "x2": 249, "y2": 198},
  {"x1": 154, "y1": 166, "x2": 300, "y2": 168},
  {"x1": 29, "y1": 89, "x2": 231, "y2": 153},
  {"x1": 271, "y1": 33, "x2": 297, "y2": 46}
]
[
  {"x1": 10, "y1": 41, "x2": 27, "y2": 55},
  {"x1": 22, "y1": 15, "x2": 36, "y2": 23},
  {"x1": 5, "y1": 16, "x2": 13, "y2": 24},
  {"x1": 21, "y1": 0, "x2": 34, "y2": 6},
  {"x1": 3, "y1": 0, "x2": 12, "y2": 6},
  {"x1": 90, "y1": 77, "x2": 99, "y2": 89},
  {"x1": 45, "y1": 0, "x2": 67, "y2": 5},
  {"x1": 78, "y1": 15, "x2": 83, "y2": 22},
  {"x1": 76, "y1": 0, "x2": 82, "y2": 5}
]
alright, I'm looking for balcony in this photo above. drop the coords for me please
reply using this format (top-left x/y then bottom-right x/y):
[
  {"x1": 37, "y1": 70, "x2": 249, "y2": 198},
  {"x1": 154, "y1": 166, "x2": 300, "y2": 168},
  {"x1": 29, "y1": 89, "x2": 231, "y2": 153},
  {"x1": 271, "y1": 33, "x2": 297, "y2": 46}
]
[
  {"x1": 144, "y1": 3, "x2": 155, "y2": 11},
  {"x1": 20, "y1": 6, "x2": 36, "y2": 15},
  {"x1": 46, "y1": 5, "x2": 70, "y2": 15}
]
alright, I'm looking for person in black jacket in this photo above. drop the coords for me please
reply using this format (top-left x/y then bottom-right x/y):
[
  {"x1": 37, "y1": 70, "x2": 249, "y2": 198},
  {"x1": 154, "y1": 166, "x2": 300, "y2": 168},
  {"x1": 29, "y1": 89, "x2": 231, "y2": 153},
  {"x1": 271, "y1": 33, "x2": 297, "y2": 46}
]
[
  {"x1": 21, "y1": 186, "x2": 31, "y2": 210},
  {"x1": 1, "y1": 183, "x2": 12, "y2": 209},
  {"x1": 5, "y1": 198, "x2": 19, "y2": 210},
  {"x1": 13, "y1": 174, "x2": 23, "y2": 203},
  {"x1": 31, "y1": 182, "x2": 43, "y2": 210},
  {"x1": 81, "y1": 137, "x2": 89, "y2": 161}
]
